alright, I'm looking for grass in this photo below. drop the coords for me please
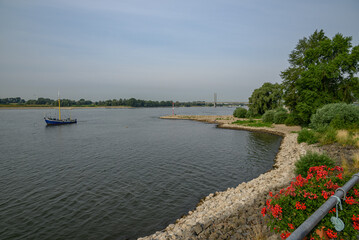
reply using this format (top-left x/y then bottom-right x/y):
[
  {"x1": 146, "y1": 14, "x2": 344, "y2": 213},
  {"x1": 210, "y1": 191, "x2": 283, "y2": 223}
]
[
  {"x1": 342, "y1": 152, "x2": 359, "y2": 176},
  {"x1": 297, "y1": 127, "x2": 359, "y2": 148},
  {"x1": 232, "y1": 119, "x2": 273, "y2": 128},
  {"x1": 353, "y1": 152, "x2": 359, "y2": 169}
]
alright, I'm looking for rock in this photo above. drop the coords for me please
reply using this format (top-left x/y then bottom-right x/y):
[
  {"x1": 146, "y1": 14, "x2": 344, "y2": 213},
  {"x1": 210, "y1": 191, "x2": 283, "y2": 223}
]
[
  {"x1": 203, "y1": 220, "x2": 212, "y2": 229},
  {"x1": 193, "y1": 223, "x2": 203, "y2": 235}
]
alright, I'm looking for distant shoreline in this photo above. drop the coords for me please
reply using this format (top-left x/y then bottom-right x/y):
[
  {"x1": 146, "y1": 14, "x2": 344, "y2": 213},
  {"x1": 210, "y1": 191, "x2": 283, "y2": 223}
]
[{"x1": 0, "y1": 106, "x2": 134, "y2": 110}]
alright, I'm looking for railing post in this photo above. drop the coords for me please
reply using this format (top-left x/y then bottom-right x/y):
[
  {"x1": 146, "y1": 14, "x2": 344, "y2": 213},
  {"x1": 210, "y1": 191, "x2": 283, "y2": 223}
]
[{"x1": 287, "y1": 173, "x2": 359, "y2": 240}]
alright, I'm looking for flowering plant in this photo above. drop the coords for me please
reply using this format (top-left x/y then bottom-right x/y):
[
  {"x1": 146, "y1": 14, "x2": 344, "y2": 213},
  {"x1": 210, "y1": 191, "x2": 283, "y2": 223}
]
[{"x1": 262, "y1": 166, "x2": 359, "y2": 239}]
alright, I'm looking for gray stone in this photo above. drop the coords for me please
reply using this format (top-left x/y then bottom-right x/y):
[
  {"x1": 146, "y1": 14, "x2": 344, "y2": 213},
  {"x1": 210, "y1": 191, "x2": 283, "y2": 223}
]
[
  {"x1": 193, "y1": 223, "x2": 203, "y2": 235},
  {"x1": 203, "y1": 220, "x2": 212, "y2": 229}
]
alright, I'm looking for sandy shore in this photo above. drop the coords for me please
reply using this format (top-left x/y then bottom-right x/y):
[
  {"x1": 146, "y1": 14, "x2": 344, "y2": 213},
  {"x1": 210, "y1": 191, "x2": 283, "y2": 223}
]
[{"x1": 139, "y1": 115, "x2": 306, "y2": 240}]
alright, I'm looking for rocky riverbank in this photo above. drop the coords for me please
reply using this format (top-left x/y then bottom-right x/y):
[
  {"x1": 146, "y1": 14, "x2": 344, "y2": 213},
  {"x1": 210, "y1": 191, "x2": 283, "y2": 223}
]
[{"x1": 139, "y1": 115, "x2": 306, "y2": 240}]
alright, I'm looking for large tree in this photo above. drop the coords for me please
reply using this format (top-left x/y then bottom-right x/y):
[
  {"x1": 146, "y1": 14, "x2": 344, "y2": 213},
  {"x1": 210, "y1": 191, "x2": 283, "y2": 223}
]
[
  {"x1": 248, "y1": 82, "x2": 283, "y2": 116},
  {"x1": 281, "y1": 30, "x2": 359, "y2": 124}
]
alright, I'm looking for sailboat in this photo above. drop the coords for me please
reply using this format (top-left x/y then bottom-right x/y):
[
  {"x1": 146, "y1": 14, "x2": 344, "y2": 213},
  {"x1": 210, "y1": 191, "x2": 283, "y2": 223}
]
[{"x1": 44, "y1": 92, "x2": 77, "y2": 125}]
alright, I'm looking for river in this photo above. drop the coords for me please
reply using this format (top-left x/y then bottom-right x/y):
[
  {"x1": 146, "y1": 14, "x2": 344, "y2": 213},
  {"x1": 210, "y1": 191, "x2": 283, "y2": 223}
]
[{"x1": 0, "y1": 107, "x2": 282, "y2": 239}]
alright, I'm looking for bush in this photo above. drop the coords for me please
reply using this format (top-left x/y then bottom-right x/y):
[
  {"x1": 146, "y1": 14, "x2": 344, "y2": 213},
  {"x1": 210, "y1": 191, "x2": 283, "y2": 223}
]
[
  {"x1": 273, "y1": 109, "x2": 288, "y2": 124},
  {"x1": 262, "y1": 166, "x2": 359, "y2": 239},
  {"x1": 294, "y1": 151, "x2": 335, "y2": 177},
  {"x1": 245, "y1": 109, "x2": 258, "y2": 119},
  {"x1": 284, "y1": 112, "x2": 302, "y2": 126},
  {"x1": 297, "y1": 129, "x2": 319, "y2": 144},
  {"x1": 310, "y1": 103, "x2": 359, "y2": 130},
  {"x1": 233, "y1": 107, "x2": 247, "y2": 118},
  {"x1": 262, "y1": 110, "x2": 276, "y2": 123}
]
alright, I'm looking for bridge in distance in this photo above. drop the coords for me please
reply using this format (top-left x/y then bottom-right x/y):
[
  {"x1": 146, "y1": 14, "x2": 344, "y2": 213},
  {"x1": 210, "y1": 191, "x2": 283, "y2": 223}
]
[{"x1": 206, "y1": 102, "x2": 249, "y2": 106}]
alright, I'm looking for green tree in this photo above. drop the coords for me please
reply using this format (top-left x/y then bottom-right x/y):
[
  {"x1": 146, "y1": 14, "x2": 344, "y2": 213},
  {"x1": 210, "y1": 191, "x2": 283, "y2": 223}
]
[
  {"x1": 281, "y1": 30, "x2": 359, "y2": 124},
  {"x1": 248, "y1": 82, "x2": 283, "y2": 116}
]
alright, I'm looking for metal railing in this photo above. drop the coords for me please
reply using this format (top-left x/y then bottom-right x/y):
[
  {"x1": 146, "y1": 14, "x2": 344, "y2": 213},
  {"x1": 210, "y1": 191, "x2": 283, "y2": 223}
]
[{"x1": 287, "y1": 173, "x2": 359, "y2": 240}]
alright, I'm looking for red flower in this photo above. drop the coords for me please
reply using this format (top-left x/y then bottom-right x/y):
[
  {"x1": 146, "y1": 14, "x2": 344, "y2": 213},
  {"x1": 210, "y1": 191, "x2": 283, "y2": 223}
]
[
  {"x1": 352, "y1": 214, "x2": 359, "y2": 230},
  {"x1": 354, "y1": 188, "x2": 359, "y2": 197},
  {"x1": 288, "y1": 223, "x2": 294, "y2": 230},
  {"x1": 261, "y1": 207, "x2": 267, "y2": 217},
  {"x1": 324, "y1": 180, "x2": 340, "y2": 190},
  {"x1": 326, "y1": 228, "x2": 337, "y2": 238},
  {"x1": 303, "y1": 190, "x2": 318, "y2": 200},
  {"x1": 336, "y1": 173, "x2": 343, "y2": 179},
  {"x1": 345, "y1": 196, "x2": 356, "y2": 205},
  {"x1": 321, "y1": 190, "x2": 329, "y2": 200},
  {"x1": 270, "y1": 204, "x2": 283, "y2": 218},
  {"x1": 295, "y1": 201, "x2": 306, "y2": 210},
  {"x1": 280, "y1": 231, "x2": 291, "y2": 240},
  {"x1": 269, "y1": 191, "x2": 273, "y2": 197}
]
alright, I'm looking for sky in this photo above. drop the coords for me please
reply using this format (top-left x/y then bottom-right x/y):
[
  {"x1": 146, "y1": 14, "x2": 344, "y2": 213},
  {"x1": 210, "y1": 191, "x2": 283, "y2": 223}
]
[{"x1": 0, "y1": 0, "x2": 358, "y2": 102}]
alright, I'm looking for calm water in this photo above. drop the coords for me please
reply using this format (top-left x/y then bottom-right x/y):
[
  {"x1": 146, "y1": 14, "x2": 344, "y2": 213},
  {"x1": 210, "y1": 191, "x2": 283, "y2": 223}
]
[{"x1": 0, "y1": 107, "x2": 282, "y2": 240}]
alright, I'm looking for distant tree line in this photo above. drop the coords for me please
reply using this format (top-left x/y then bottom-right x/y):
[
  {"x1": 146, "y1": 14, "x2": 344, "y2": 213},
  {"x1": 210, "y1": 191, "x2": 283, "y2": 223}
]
[
  {"x1": 0, "y1": 97, "x2": 26, "y2": 104},
  {"x1": 0, "y1": 97, "x2": 215, "y2": 108}
]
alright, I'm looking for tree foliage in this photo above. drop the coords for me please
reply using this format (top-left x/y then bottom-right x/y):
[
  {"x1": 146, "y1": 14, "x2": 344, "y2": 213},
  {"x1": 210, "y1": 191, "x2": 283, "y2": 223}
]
[
  {"x1": 281, "y1": 30, "x2": 359, "y2": 124},
  {"x1": 233, "y1": 107, "x2": 247, "y2": 118},
  {"x1": 248, "y1": 82, "x2": 283, "y2": 116}
]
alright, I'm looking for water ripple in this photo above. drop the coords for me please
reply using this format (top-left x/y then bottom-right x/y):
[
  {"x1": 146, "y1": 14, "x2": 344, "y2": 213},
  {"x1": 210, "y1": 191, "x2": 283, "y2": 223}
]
[{"x1": 0, "y1": 108, "x2": 282, "y2": 240}]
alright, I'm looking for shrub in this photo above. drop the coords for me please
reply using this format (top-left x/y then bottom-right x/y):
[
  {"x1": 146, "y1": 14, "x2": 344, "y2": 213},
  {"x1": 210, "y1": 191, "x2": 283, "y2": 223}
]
[
  {"x1": 245, "y1": 109, "x2": 259, "y2": 119},
  {"x1": 233, "y1": 107, "x2": 247, "y2": 118},
  {"x1": 262, "y1": 110, "x2": 276, "y2": 123},
  {"x1": 294, "y1": 151, "x2": 335, "y2": 177},
  {"x1": 297, "y1": 129, "x2": 319, "y2": 144},
  {"x1": 284, "y1": 112, "x2": 302, "y2": 126},
  {"x1": 310, "y1": 103, "x2": 359, "y2": 130},
  {"x1": 262, "y1": 166, "x2": 359, "y2": 239},
  {"x1": 274, "y1": 109, "x2": 288, "y2": 124}
]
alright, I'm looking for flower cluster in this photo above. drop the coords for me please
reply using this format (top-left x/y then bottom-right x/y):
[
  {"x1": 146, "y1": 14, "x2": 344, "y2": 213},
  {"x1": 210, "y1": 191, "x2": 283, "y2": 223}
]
[
  {"x1": 295, "y1": 201, "x2": 306, "y2": 210},
  {"x1": 262, "y1": 166, "x2": 359, "y2": 239},
  {"x1": 325, "y1": 228, "x2": 337, "y2": 238},
  {"x1": 353, "y1": 214, "x2": 359, "y2": 231}
]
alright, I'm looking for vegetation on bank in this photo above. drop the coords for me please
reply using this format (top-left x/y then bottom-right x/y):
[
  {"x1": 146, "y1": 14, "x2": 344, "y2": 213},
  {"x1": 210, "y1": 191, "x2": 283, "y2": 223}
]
[
  {"x1": 232, "y1": 30, "x2": 359, "y2": 149},
  {"x1": 263, "y1": 164, "x2": 359, "y2": 239},
  {"x1": 297, "y1": 103, "x2": 359, "y2": 147},
  {"x1": 233, "y1": 30, "x2": 359, "y2": 239},
  {"x1": 0, "y1": 97, "x2": 218, "y2": 108},
  {"x1": 233, "y1": 107, "x2": 247, "y2": 118},
  {"x1": 263, "y1": 150, "x2": 359, "y2": 239},
  {"x1": 232, "y1": 119, "x2": 273, "y2": 128},
  {"x1": 234, "y1": 29, "x2": 358, "y2": 127}
]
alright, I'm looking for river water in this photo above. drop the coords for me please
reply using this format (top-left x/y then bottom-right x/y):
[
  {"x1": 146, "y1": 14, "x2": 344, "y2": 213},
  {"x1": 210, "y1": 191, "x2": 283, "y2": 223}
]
[{"x1": 0, "y1": 107, "x2": 282, "y2": 240}]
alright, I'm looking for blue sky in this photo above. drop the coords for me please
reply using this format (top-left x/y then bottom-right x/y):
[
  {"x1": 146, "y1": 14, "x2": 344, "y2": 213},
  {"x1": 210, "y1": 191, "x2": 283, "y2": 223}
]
[{"x1": 0, "y1": 0, "x2": 358, "y2": 101}]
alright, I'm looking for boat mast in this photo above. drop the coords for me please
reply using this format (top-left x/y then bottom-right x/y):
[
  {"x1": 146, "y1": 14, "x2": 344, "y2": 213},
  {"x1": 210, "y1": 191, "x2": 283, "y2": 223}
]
[{"x1": 58, "y1": 90, "x2": 61, "y2": 120}]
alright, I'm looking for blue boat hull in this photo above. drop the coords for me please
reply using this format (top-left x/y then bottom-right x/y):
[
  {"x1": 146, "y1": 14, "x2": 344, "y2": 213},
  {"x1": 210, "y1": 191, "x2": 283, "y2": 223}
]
[{"x1": 44, "y1": 117, "x2": 77, "y2": 125}]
